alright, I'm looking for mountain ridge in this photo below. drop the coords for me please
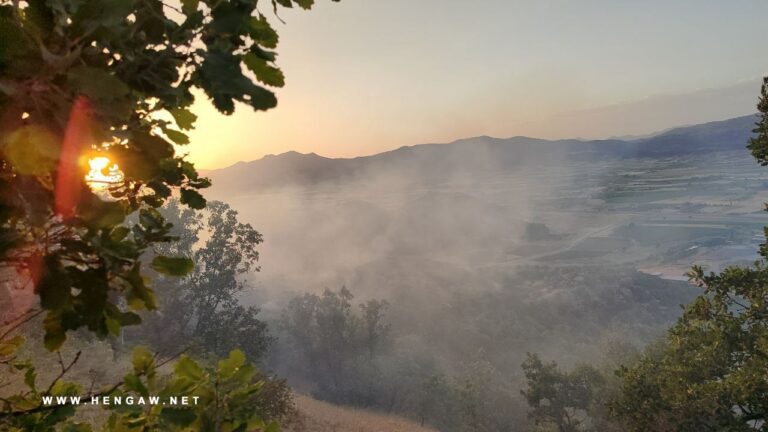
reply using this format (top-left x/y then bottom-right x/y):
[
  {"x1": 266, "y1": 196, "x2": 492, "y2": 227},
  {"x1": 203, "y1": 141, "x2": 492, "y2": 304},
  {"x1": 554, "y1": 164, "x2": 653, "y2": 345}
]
[{"x1": 202, "y1": 114, "x2": 758, "y2": 193}]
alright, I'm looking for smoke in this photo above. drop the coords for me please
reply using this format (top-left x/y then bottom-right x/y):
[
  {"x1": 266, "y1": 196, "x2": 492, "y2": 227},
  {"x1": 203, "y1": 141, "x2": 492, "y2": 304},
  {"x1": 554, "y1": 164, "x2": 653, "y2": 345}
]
[
  {"x1": 205, "y1": 137, "x2": 575, "y2": 311},
  {"x1": 200, "y1": 120, "x2": 768, "y2": 424}
]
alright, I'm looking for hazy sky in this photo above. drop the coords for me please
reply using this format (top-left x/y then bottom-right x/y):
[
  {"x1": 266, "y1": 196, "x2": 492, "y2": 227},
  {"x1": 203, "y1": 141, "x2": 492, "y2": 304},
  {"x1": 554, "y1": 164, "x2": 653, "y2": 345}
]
[{"x1": 184, "y1": 0, "x2": 768, "y2": 169}]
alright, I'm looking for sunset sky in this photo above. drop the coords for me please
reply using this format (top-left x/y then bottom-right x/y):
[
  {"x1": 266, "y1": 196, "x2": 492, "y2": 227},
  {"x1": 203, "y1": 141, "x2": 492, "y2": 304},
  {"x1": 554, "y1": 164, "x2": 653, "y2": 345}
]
[{"x1": 184, "y1": 0, "x2": 768, "y2": 169}]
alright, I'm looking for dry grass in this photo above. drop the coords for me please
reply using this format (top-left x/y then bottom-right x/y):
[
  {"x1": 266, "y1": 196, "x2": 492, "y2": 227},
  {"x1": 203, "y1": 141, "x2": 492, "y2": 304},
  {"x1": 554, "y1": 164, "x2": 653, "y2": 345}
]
[{"x1": 283, "y1": 394, "x2": 437, "y2": 432}]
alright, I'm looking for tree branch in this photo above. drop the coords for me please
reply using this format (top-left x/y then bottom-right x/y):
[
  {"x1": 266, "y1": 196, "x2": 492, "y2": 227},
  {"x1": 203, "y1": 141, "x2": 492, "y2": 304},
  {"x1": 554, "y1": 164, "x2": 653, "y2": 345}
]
[
  {"x1": 0, "y1": 309, "x2": 43, "y2": 343},
  {"x1": 0, "y1": 346, "x2": 193, "y2": 419}
]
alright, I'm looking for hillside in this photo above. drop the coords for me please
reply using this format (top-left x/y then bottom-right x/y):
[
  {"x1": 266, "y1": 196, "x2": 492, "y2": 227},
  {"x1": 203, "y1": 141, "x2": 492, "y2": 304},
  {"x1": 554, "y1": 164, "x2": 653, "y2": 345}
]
[{"x1": 284, "y1": 395, "x2": 436, "y2": 432}]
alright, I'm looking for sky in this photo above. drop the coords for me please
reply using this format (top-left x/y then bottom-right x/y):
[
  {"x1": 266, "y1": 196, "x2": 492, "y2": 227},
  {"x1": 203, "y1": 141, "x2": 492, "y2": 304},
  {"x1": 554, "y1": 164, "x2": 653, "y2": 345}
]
[{"x1": 183, "y1": 0, "x2": 768, "y2": 169}]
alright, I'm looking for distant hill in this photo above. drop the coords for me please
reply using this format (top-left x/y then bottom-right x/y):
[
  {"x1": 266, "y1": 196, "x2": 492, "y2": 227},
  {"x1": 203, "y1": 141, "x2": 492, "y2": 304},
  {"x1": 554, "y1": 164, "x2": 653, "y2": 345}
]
[
  {"x1": 628, "y1": 114, "x2": 758, "y2": 157},
  {"x1": 202, "y1": 114, "x2": 758, "y2": 194}
]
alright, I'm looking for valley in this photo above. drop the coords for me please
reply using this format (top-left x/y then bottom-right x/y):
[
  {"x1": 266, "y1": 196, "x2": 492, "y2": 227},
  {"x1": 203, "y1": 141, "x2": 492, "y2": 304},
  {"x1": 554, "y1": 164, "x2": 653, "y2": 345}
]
[{"x1": 200, "y1": 114, "x2": 768, "y2": 429}]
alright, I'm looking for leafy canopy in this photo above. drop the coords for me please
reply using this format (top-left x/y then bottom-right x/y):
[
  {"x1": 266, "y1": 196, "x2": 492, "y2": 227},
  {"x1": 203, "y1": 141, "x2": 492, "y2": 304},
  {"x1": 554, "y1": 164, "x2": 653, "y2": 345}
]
[
  {"x1": 1, "y1": 338, "x2": 279, "y2": 432},
  {"x1": 0, "y1": 0, "x2": 335, "y2": 350},
  {"x1": 1, "y1": 0, "x2": 335, "y2": 429}
]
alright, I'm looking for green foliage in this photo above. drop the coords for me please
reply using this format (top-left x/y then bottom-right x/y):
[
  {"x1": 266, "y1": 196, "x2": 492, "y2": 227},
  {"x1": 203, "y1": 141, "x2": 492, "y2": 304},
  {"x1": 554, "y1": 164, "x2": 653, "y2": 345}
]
[
  {"x1": 0, "y1": 0, "x2": 334, "y2": 350},
  {"x1": 1, "y1": 335, "x2": 282, "y2": 431},
  {"x1": 611, "y1": 264, "x2": 768, "y2": 431},
  {"x1": 150, "y1": 255, "x2": 194, "y2": 277},
  {"x1": 0, "y1": 332, "x2": 88, "y2": 431},
  {"x1": 747, "y1": 77, "x2": 768, "y2": 166},
  {"x1": 106, "y1": 348, "x2": 279, "y2": 431}
]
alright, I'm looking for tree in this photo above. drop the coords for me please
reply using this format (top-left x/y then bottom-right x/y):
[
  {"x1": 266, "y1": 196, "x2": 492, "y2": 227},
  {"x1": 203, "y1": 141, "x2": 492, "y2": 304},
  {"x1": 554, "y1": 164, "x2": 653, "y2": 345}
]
[
  {"x1": 0, "y1": 0, "x2": 335, "y2": 428},
  {"x1": 134, "y1": 199, "x2": 272, "y2": 362},
  {"x1": 612, "y1": 265, "x2": 768, "y2": 431},
  {"x1": 747, "y1": 77, "x2": 768, "y2": 166},
  {"x1": 280, "y1": 287, "x2": 359, "y2": 397},
  {"x1": 416, "y1": 374, "x2": 458, "y2": 429},
  {"x1": 360, "y1": 299, "x2": 390, "y2": 360},
  {"x1": 0, "y1": 0, "x2": 334, "y2": 351},
  {"x1": 521, "y1": 353, "x2": 605, "y2": 432},
  {"x1": 277, "y1": 287, "x2": 392, "y2": 402},
  {"x1": 612, "y1": 77, "x2": 768, "y2": 431}
]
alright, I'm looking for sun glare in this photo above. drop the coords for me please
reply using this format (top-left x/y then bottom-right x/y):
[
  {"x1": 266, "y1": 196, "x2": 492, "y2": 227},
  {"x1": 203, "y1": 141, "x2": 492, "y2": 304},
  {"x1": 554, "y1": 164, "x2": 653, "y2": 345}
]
[{"x1": 85, "y1": 156, "x2": 124, "y2": 191}]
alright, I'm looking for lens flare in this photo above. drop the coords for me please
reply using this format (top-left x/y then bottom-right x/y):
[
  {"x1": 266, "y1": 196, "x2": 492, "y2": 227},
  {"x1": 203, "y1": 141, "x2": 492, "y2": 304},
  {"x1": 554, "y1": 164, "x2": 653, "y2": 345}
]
[{"x1": 55, "y1": 97, "x2": 92, "y2": 218}]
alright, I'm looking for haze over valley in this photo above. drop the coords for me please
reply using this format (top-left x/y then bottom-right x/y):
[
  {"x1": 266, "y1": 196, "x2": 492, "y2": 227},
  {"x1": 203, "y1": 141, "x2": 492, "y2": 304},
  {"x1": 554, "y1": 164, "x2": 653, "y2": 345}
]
[
  {"x1": 204, "y1": 114, "x2": 766, "y2": 297},
  {"x1": 194, "y1": 114, "x2": 768, "y2": 427}
]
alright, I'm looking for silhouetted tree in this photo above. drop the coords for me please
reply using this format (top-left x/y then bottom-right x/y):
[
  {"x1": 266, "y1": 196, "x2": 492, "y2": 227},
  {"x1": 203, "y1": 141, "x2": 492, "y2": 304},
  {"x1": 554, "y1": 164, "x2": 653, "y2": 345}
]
[
  {"x1": 522, "y1": 353, "x2": 605, "y2": 432},
  {"x1": 133, "y1": 200, "x2": 272, "y2": 361},
  {"x1": 279, "y1": 287, "x2": 392, "y2": 402}
]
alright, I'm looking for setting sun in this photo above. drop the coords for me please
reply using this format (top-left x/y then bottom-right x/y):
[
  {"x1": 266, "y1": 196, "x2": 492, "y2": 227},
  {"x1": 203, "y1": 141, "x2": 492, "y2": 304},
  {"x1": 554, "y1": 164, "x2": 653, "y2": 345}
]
[{"x1": 85, "y1": 156, "x2": 124, "y2": 191}]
